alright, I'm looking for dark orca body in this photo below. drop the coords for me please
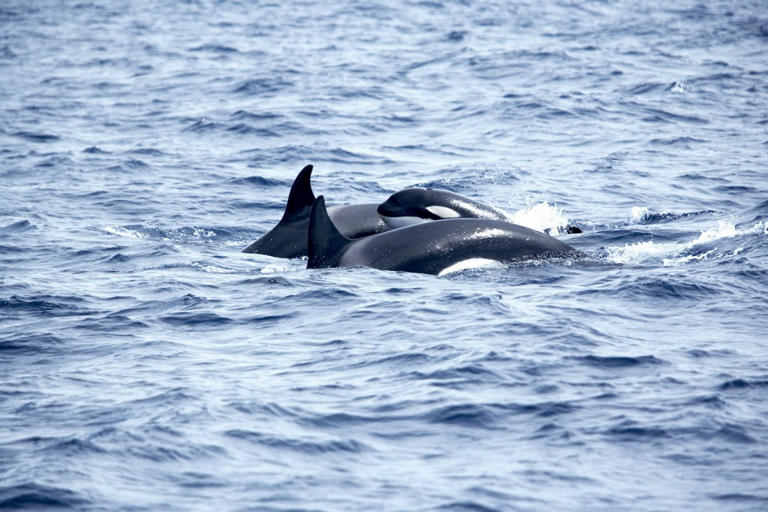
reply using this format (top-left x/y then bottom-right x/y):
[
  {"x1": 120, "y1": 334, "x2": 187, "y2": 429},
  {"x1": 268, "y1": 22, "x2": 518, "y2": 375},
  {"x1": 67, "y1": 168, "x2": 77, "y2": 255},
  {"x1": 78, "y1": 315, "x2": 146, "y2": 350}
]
[
  {"x1": 377, "y1": 187, "x2": 511, "y2": 227},
  {"x1": 378, "y1": 187, "x2": 583, "y2": 234},
  {"x1": 308, "y1": 196, "x2": 576, "y2": 276},
  {"x1": 242, "y1": 165, "x2": 537, "y2": 259},
  {"x1": 242, "y1": 165, "x2": 387, "y2": 258}
]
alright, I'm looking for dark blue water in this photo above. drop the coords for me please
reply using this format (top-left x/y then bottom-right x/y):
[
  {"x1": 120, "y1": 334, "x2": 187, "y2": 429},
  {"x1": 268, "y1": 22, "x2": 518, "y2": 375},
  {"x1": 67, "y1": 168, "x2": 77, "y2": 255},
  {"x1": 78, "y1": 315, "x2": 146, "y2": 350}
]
[{"x1": 2, "y1": 1, "x2": 768, "y2": 510}]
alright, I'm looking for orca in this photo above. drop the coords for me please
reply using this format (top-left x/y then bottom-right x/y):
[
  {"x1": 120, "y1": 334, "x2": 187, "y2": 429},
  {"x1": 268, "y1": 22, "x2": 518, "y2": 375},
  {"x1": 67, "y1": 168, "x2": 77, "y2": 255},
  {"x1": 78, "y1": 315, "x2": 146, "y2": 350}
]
[
  {"x1": 242, "y1": 165, "x2": 388, "y2": 258},
  {"x1": 243, "y1": 165, "x2": 545, "y2": 258},
  {"x1": 377, "y1": 187, "x2": 511, "y2": 228},
  {"x1": 378, "y1": 187, "x2": 583, "y2": 234},
  {"x1": 308, "y1": 196, "x2": 576, "y2": 275}
]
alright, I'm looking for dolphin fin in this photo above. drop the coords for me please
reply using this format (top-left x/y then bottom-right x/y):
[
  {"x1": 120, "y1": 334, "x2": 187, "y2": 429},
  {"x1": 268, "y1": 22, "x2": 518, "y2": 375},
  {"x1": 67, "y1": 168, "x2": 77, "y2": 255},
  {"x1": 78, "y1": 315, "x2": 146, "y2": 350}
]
[
  {"x1": 282, "y1": 164, "x2": 316, "y2": 220},
  {"x1": 307, "y1": 196, "x2": 353, "y2": 269}
]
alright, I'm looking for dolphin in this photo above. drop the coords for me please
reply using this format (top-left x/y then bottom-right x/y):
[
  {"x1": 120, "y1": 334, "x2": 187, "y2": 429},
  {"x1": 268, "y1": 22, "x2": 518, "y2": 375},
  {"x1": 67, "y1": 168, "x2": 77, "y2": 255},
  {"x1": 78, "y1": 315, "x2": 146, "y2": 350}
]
[
  {"x1": 308, "y1": 196, "x2": 576, "y2": 275},
  {"x1": 242, "y1": 165, "x2": 388, "y2": 258},
  {"x1": 378, "y1": 187, "x2": 584, "y2": 234}
]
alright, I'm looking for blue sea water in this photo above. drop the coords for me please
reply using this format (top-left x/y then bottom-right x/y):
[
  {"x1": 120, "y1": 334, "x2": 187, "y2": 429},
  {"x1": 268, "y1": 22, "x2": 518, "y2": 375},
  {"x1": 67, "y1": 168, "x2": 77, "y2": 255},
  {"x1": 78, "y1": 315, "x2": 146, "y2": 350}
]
[{"x1": 2, "y1": 0, "x2": 768, "y2": 510}]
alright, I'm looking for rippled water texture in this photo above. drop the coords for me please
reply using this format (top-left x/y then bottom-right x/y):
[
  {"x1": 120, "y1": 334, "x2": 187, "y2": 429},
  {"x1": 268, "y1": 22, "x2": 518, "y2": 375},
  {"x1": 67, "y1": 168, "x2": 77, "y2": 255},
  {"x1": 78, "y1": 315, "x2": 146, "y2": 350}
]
[{"x1": 2, "y1": 1, "x2": 768, "y2": 510}]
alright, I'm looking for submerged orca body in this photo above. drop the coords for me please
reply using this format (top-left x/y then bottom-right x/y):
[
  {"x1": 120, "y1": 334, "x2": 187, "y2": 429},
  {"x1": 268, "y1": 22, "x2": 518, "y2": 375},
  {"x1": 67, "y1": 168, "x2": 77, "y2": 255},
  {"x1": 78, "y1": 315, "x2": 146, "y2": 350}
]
[
  {"x1": 308, "y1": 196, "x2": 575, "y2": 276},
  {"x1": 377, "y1": 187, "x2": 511, "y2": 228},
  {"x1": 242, "y1": 165, "x2": 388, "y2": 258}
]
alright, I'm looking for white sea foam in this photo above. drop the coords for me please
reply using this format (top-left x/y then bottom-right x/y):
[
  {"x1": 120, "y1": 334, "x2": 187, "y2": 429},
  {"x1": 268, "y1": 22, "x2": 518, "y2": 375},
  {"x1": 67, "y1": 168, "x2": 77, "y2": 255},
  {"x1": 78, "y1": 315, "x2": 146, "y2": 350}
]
[
  {"x1": 260, "y1": 263, "x2": 292, "y2": 274},
  {"x1": 607, "y1": 220, "x2": 765, "y2": 266},
  {"x1": 192, "y1": 262, "x2": 234, "y2": 273},
  {"x1": 104, "y1": 225, "x2": 147, "y2": 239}
]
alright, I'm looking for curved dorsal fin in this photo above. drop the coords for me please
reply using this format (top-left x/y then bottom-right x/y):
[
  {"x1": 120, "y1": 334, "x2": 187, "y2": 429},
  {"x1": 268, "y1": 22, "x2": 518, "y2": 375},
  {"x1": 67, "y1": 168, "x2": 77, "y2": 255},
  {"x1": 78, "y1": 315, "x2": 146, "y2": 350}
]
[
  {"x1": 307, "y1": 196, "x2": 352, "y2": 269},
  {"x1": 282, "y1": 164, "x2": 316, "y2": 220}
]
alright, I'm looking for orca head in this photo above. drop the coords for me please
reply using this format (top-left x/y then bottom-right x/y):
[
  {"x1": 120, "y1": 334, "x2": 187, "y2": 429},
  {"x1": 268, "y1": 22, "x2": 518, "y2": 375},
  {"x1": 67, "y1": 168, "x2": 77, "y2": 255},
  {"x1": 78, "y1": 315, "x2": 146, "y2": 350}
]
[{"x1": 377, "y1": 188, "x2": 459, "y2": 228}]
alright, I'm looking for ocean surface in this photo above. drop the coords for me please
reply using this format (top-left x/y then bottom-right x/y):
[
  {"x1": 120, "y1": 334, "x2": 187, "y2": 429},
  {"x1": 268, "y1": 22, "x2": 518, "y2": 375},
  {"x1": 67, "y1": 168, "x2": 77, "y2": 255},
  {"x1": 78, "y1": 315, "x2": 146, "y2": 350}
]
[{"x1": 2, "y1": 0, "x2": 768, "y2": 510}]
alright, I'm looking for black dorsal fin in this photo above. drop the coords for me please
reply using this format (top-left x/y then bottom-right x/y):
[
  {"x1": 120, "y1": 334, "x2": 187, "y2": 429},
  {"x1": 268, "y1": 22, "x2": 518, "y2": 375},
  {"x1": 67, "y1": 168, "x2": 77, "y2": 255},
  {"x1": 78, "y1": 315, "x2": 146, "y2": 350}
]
[
  {"x1": 282, "y1": 164, "x2": 316, "y2": 220},
  {"x1": 307, "y1": 196, "x2": 353, "y2": 269}
]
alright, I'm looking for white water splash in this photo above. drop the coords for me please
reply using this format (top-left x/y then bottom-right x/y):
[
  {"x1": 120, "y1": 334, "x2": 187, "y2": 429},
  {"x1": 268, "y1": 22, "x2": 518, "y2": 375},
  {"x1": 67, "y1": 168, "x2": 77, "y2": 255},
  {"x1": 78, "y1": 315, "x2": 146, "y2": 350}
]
[
  {"x1": 670, "y1": 80, "x2": 686, "y2": 93},
  {"x1": 260, "y1": 263, "x2": 293, "y2": 274},
  {"x1": 509, "y1": 201, "x2": 570, "y2": 235},
  {"x1": 104, "y1": 226, "x2": 148, "y2": 239},
  {"x1": 631, "y1": 206, "x2": 650, "y2": 223},
  {"x1": 607, "y1": 220, "x2": 765, "y2": 266},
  {"x1": 192, "y1": 262, "x2": 234, "y2": 273}
]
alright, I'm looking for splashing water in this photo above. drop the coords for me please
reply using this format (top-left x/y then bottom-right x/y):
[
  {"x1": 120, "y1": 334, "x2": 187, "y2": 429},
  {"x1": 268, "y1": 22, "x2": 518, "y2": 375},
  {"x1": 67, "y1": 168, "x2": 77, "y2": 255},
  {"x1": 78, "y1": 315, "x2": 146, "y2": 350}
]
[
  {"x1": 607, "y1": 219, "x2": 766, "y2": 265},
  {"x1": 509, "y1": 201, "x2": 571, "y2": 235}
]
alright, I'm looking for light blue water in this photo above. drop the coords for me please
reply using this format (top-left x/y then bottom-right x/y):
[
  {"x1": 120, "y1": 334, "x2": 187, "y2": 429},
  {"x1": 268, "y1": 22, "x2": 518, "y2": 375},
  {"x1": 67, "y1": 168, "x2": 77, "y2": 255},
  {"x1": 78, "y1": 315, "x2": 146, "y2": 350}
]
[{"x1": 2, "y1": 1, "x2": 768, "y2": 510}]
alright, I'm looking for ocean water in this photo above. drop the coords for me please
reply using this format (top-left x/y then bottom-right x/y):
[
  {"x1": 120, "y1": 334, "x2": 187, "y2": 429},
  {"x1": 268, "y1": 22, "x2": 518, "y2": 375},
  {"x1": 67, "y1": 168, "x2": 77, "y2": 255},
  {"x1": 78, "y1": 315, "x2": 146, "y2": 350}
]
[{"x1": 2, "y1": 0, "x2": 768, "y2": 510}]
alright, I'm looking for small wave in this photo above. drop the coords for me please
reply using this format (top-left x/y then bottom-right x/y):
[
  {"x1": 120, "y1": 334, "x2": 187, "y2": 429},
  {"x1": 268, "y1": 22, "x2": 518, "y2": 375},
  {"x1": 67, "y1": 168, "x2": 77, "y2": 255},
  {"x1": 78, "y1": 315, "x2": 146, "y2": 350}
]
[
  {"x1": 236, "y1": 276, "x2": 295, "y2": 286},
  {"x1": 624, "y1": 81, "x2": 666, "y2": 95},
  {"x1": 160, "y1": 312, "x2": 233, "y2": 326},
  {"x1": 182, "y1": 118, "x2": 223, "y2": 132},
  {"x1": 225, "y1": 123, "x2": 279, "y2": 136},
  {"x1": 104, "y1": 225, "x2": 148, "y2": 239},
  {"x1": 0, "y1": 483, "x2": 88, "y2": 510},
  {"x1": 302, "y1": 412, "x2": 380, "y2": 428},
  {"x1": 425, "y1": 404, "x2": 496, "y2": 428},
  {"x1": 128, "y1": 147, "x2": 165, "y2": 156},
  {"x1": 669, "y1": 80, "x2": 686, "y2": 93},
  {"x1": 105, "y1": 253, "x2": 130, "y2": 263},
  {"x1": 82, "y1": 146, "x2": 109, "y2": 154},
  {"x1": 0, "y1": 296, "x2": 88, "y2": 316},
  {"x1": 711, "y1": 493, "x2": 768, "y2": 503},
  {"x1": 412, "y1": 363, "x2": 502, "y2": 383},
  {"x1": 711, "y1": 423, "x2": 757, "y2": 444},
  {"x1": 12, "y1": 131, "x2": 59, "y2": 142},
  {"x1": 233, "y1": 77, "x2": 293, "y2": 95},
  {"x1": 35, "y1": 155, "x2": 74, "y2": 168},
  {"x1": 41, "y1": 437, "x2": 107, "y2": 456},
  {"x1": 606, "y1": 424, "x2": 668, "y2": 440},
  {"x1": 576, "y1": 355, "x2": 664, "y2": 368},
  {"x1": 230, "y1": 110, "x2": 282, "y2": 122},
  {"x1": 612, "y1": 276, "x2": 724, "y2": 300},
  {"x1": 630, "y1": 206, "x2": 715, "y2": 224},
  {"x1": 224, "y1": 429, "x2": 368, "y2": 454},
  {"x1": 327, "y1": 147, "x2": 395, "y2": 165},
  {"x1": 104, "y1": 225, "x2": 230, "y2": 242},
  {"x1": 641, "y1": 106, "x2": 709, "y2": 124},
  {"x1": 229, "y1": 175, "x2": 286, "y2": 187},
  {"x1": 649, "y1": 136, "x2": 706, "y2": 146},
  {"x1": 189, "y1": 43, "x2": 239, "y2": 53},
  {"x1": 0, "y1": 219, "x2": 35, "y2": 234},
  {"x1": 0, "y1": 244, "x2": 25, "y2": 254},
  {"x1": 123, "y1": 158, "x2": 148, "y2": 169},
  {"x1": 436, "y1": 501, "x2": 499, "y2": 512},
  {"x1": 719, "y1": 379, "x2": 768, "y2": 390},
  {"x1": 446, "y1": 30, "x2": 468, "y2": 42},
  {"x1": 0, "y1": 332, "x2": 63, "y2": 354},
  {"x1": 0, "y1": 45, "x2": 17, "y2": 59},
  {"x1": 127, "y1": 389, "x2": 196, "y2": 409},
  {"x1": 259, "y1": 263, "x2": 295, "y2": 274},
  {"x1": 606, "y1": 218, "x2": 765, "y2": 265}
]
